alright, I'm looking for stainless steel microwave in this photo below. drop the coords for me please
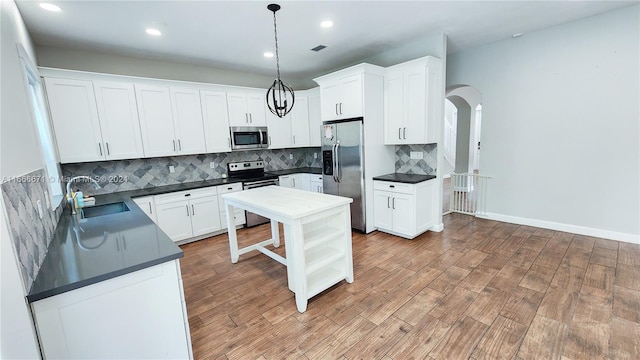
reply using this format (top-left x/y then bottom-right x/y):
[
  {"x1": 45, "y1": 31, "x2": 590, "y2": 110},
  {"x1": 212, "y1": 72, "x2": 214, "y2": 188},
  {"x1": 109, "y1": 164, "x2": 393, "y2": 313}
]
[{"x1": 230, "y1": 126, "x2": 269, "y2": 150}]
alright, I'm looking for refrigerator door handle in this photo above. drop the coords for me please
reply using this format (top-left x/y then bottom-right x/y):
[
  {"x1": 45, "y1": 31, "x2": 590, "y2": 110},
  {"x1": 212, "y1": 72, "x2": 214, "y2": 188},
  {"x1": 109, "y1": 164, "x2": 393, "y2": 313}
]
[
  {"x1": 335, "y1": 142, "x2": 341, "y2": 183},
  {"x1": 332, "y1": 143, "x2": 338, "y2": 182}
]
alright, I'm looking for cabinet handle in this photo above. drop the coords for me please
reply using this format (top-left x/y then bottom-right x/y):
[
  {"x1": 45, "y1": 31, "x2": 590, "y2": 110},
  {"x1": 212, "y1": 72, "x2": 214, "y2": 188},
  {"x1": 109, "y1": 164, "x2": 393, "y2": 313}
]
[
  {"x1": 105, "y1": 142, "x2": 110, "y2": 155},
  {"x1": 173, "y1": 140, "x2": 176, "y2": 151},
  {"x1": 389, "y1": 185, "x2": 395, "y2": 188},
  {"x1": 387, "y1": 196, "x2": 390, "y2": 208},
  {"x1": 403, "y1": 127, "x2": 407, "y2": 139},
  {"x1": 292, "y1": 178, "x2": 296, "y2": 187},
  {"x1": 184, "y1": 193, "x2": 191, "y2": 197},
  {"x1": 268, "y1": 136, "x2": 272, "y2": 146},
  {"x1": 398, "y1": 128, "x2": 402, "y2": 140},
  {"x1": 339, "y1": 103, "x2": 343, "y2": 115},
  {"x1": 148, "y1": 203, "x2": 152, "y2": 214},
  {"x1": 293, "y1": 135, "x2": 296, "y2": 144},
  {"x1": 335, "y1": 103, "x2": 339, "y2": 116},
  {"x1": 191, "y1": 204, "x2": 195, "y2": 215},
  {"x1": 249, "y1": 113, "x2": 253, "y2": 123},
  {"x1": 178, "y1": 139, "x2": 182, "y2": 151},
  {"x1": 228, "y1": 138, "x2": 231, "y2": 148},
  {"x1": 392, "y1": 198, "x2": 396, "y2": 209},
  {"x1": 186, "y1": 205, "x2": 189, "y2": 217},
  {"x1": 245, "y1": 113, "x2": 248, "y2": 123},
  {"x1": 98, "y1": 143, "x2": 103, "y2": 156},
  {"x1": 122, "y1": 235, "x2": 126, "y2": 250}
]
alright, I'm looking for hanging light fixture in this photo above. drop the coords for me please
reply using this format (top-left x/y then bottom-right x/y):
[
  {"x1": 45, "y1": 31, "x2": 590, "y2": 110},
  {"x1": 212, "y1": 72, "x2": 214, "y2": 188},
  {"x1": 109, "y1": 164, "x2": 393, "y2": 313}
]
[{"x1": 266, "y1": 3, "x2": 294, "y2": 118}]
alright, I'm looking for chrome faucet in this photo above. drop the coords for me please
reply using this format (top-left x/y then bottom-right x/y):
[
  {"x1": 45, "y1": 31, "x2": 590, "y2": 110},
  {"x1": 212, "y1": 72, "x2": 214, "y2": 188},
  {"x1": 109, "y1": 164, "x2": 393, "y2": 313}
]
[{"x1": 66, "y1": 176, "x2": 101, "y2": 215}]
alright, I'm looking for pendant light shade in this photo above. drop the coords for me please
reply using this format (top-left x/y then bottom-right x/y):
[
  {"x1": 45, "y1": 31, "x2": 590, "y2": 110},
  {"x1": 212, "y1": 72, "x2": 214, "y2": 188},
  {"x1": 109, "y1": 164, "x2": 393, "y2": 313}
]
[{"x1": 266, "y1": 3, "x2": 294, "y2": 118}]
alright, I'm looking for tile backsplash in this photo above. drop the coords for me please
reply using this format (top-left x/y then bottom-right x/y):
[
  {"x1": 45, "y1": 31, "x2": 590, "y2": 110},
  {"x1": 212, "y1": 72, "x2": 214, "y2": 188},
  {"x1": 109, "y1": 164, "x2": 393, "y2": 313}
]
[
  {"x1": 1, "y1": 168, "x2": 64, "y2": 291},
  {"x1": 62, "y1": 147, "x2": 322, "y2": 195},
  {"x1": 395, "y1": 144, "x2": 437, "y2": 175}
]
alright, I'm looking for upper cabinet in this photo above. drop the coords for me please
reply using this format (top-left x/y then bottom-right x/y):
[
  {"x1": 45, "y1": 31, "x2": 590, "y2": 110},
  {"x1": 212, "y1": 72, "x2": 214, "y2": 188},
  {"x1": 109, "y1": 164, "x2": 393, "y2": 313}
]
[
  {"x1": 266, "y1": 90, "x2": 314, "y2": 149},
  {"x1": 135, "y1": 84, "x2": 206, "y2": 157},
  {"x1": 383, "y1": 56, "x2": 443, "y2": 145},
  {"x1": 316, "y1": 74, "x2": 363, "y2": 121},
  {"x1": 227, "y1": 89, "x2": 266, "y2": 126},
  {"x1": 291, "y1": 96, "x2": 310, "y2": 147},
  {"x1": 44, "y1": 77, "x2": 144, "y2": 163},
  {"x1": 200, "y1": 90, "x2": 231, "y2": 153},
  {"x1": 307, "y1": 88, "x2": 322, "y2": 146}
]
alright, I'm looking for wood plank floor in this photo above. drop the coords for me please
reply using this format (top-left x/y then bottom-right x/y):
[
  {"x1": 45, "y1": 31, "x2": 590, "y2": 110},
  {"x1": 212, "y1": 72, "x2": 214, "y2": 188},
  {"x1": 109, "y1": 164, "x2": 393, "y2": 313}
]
[{"x1": 179, "y1": 214, "x2": 640, "y2": 360}]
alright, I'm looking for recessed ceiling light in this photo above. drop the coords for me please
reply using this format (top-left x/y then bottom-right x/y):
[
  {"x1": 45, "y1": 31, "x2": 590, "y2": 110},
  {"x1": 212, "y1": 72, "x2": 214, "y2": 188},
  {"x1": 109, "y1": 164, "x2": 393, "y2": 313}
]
[
  {"x1": 263, "y1": 52, "x2": 274, "y2": 58},
  {"x1": 320, "y1": 20, "x2": 333, "y2": 28},
  {"x1": 512, "y1": 33, "x2": 523, "y2": 38},
  {"x1": 146, "y1": 28, "x2": 162, "y2": 36},
  {"x1": 39, "y1": 3, "x2": 61, "y2": 12}
]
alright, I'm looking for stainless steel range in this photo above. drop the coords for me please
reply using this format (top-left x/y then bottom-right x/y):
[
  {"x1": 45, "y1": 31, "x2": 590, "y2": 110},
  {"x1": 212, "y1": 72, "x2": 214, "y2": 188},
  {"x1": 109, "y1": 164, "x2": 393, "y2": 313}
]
[{"x1": 227, "y1": 161, "x2": 279, "y2": 227}]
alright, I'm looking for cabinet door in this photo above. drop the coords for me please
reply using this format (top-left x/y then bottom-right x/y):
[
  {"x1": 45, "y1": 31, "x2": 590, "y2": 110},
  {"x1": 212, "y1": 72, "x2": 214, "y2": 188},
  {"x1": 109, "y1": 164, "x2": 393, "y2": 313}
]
[
  {"x1": 404, "y1": 66, "x2": 427, "y2": 144},
  {"x1": 291, "y1": 96, "x2": 310, "y2": 147},
  {"x1": 246, "y1": 91, "x2": 267, "y2": 126},
  {"x1": 227, "y1": 92, "x2": 249, "y2": 126},
  {"x1": 338, "y1": 74, "x2": 363, "y2": 119},
  {"x1": 373, "y1": 190, "x2": 394, "y2": 230},
  {"x1": 384, "y1": 70, "x2": 405, "y2": 145},
  {"x1": 93, "y1": 81, "x2": 145, "y2": 160},
  {"x1": 310, "y1": 181, "x2": 323, "y2": 193},
  {"x1": 391, "y1": 193, "x2": 415, "y2": 237},
  {"x1": 320, "y1": 82, "x2": 340, "y2": 121},
  {"x1": 293, "y1": 174, "x2": 311, "y2": 191},
  {"x1": 190, "y1": 195, "x2": 221, "y2": 237},
  {"x1": 135, "y1": 85, "x2": 176, "y2": 157},
  {"x1": 155, "y1": 200, "x2": 192, "y2": 242},
  {"x1": 266, "y1": 112, "x2": 292, "y2": 149},
  {"x1": 171, "y1": 87, "x2": 207, "y2": 155},
  {"x1": 44, "y1": 77, "x2": 104, "y2": 163},
  {"x1": 120, "y1": 225, "x2": 160, "y2": 265},
  {"x1": 307, "y1": 90, "x2": 322, "y2": 146},
  {"x1": 201, "y1": 90, "x2": 231, "y2": 152},
  {"x1": 279, "y1": 175, "x2": 294, "y2": 188},
  {"x1": 133, "y1": 196, "x2": 156, "y2": 223}
]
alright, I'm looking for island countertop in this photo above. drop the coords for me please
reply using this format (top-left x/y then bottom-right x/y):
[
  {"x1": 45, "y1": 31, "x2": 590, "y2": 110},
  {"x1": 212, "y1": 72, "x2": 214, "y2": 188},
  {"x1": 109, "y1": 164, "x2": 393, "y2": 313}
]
[{"x1": 27, "y1": 195, "x2": 182, "y2": 303}]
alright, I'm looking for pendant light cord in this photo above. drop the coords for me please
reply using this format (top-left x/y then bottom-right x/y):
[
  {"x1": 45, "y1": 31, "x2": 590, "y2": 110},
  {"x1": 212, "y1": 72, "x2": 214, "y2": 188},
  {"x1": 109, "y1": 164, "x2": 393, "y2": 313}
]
[{"x1": 272, "y1": 9, "x2": 281, "y2": 81}]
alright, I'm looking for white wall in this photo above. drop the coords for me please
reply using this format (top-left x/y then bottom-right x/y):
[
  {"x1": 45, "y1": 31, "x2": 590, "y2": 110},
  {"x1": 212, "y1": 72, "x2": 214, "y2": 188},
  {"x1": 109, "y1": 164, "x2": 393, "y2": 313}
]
[
  {"x1": 447, "y1": 5, "x2": 640, "y2": 242},
  {"x1": 0, "y1": 1, "x2": 45, "y2": 357}
]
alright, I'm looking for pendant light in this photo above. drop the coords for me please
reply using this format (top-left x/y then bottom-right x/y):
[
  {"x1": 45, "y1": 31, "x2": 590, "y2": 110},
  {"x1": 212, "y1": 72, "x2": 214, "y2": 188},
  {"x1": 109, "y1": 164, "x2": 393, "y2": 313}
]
[{"x1": 266, "y1": 3, "x2": 295, "y2": 118}]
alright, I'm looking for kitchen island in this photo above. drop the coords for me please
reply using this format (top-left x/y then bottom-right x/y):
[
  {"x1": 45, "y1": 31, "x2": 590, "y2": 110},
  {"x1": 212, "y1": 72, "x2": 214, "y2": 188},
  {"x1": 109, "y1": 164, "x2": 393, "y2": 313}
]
[
  {"x1": 222, "y1": 185, "x2": 354, "y2": 313},
  {"x1": 28, "y1": 196, "x2": 192, "y2": 359}
]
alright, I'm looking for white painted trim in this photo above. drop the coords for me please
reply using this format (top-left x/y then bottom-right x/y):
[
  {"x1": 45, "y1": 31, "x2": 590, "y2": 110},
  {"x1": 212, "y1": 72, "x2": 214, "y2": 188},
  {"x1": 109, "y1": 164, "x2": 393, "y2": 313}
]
[
  {"x1": 430, "y1": 223, "x2": 444, "y2": 232},
  {"x1": 480, "y1": 212, "x2": 640, "y2": 244}
]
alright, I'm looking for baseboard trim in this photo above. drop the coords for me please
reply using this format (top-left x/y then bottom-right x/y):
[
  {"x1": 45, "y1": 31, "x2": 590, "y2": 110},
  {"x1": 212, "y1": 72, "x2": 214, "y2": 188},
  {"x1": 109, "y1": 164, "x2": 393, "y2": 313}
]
[
  {"x1": 430, "y1": 223, "x2": 444, "y2": 232},
  {"x1": 479, "y1": 212, "x2": 640, "y2": 244}
]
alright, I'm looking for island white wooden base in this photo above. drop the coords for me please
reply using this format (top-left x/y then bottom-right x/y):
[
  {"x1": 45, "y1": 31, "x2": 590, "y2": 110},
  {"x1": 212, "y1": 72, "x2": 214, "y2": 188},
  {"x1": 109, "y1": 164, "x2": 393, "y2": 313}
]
[{"x1": 223, "y1": 186, "x2": 354, "y2": 313}]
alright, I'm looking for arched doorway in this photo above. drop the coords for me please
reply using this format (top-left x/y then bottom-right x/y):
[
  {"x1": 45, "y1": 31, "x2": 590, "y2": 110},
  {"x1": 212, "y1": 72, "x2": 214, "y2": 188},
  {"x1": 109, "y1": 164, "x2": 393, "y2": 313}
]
[{"x1": 442, "y1": 85, "x2": 483, "y2": 214}]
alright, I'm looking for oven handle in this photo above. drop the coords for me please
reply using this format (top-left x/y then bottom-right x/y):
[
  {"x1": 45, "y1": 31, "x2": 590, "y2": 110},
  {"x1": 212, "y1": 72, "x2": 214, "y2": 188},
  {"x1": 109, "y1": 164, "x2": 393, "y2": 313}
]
[{"x1": 243, "y1": 180, "x2": 279, "y2": 189}]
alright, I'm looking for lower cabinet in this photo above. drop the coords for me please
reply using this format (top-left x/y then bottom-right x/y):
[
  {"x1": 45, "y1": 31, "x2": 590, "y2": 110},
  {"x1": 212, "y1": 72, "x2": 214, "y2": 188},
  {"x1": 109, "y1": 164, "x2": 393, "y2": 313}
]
[
  {"x1": 310, "y1": 175, "x2": 323, "y2": 193},
  {"x1": 373, "y1": 180, "x2": 437, "y2": 239},
  {"x1": 31, "y1": 260, "x2": 192, "y2": 359},
  {"x1": 155, "y1": 187, "x2": 221, "y2": 242},
  {"x1": 216, "y1": 183, "x2": 246, "y2": 228},
  {"x1": 279, "y1": 174, "x2": 311, "y2": 191},
  {"x1": 132, "y1": 196, "x2": 156, "y2": 223}
]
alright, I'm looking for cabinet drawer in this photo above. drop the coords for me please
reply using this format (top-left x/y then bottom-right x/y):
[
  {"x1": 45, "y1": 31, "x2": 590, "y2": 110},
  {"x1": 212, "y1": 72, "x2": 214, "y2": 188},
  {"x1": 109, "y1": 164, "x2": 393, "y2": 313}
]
[
  {"x1": 155, "y1": 186, "x2": 217, "y2": 204},
  {"x1": 373, "y1": 181, "x2": 414, "y2": 195},
  {"x1": 216, "y1": 182, "x2": 242, "y2": 194}
]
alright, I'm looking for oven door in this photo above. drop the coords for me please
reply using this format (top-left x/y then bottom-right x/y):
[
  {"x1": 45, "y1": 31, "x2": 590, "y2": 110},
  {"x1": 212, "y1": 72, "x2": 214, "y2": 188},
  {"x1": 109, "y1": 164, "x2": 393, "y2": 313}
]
[
  {"x1": 230, "y1": 126, "x2": 269, "y2": 150},
  {"x1": 243, "y1": 179, "x2": 279, "y2": 227}
]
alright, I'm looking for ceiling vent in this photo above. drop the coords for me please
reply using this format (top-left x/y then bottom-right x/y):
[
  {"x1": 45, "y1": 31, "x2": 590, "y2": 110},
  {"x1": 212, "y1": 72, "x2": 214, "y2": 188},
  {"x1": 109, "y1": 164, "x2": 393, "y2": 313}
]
[{"x1": 311, "y1": 45, "x2": 327, "y2": 52}]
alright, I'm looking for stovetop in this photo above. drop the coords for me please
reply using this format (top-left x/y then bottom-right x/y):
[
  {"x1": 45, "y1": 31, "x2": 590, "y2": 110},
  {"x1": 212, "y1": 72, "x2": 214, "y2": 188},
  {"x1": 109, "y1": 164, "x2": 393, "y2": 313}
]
[{"x1": 227, "y1": 160, "x2": 278, "y2": 183}]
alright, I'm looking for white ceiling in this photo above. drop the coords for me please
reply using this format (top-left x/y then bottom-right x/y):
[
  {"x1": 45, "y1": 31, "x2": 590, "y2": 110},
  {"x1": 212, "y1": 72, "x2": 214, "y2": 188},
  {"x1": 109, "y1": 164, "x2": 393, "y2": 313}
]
[{"x1": 16, "y1": 0, "x2": 636, "y2": 81}]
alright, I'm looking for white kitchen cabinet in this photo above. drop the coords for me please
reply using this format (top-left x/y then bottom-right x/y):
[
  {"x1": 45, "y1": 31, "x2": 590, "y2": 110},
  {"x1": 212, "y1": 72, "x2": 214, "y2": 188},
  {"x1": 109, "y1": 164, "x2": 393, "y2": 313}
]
[
  {"x1": 227, "y1": 90, "x2": 267, "y2": 126},
  {"x1": 317, "y1": 74, "x2": 363, "y2": 121},
  {"x1": 307, "y1": 88, "x2": 322, "y2": 146},
  {"x1": 216, "y1": 183, "x2": 246, "y2": 228},
  {"x1": 279, "y1": 174, "x2": 311, "y2": 191},
  {"x1": 93, "y1": 81, "x2": 145, "y2": 160},
  {"x1": 383, "y1": 56, "x2": 443, "y2": 145},
  {"x1": 31, "y1": 260, "x2": 191, "y2": 359},
  {"x1": 44, "y1": 77, "x2": 144, "y2": 163},
  {"x1": 266, "y1": 112, "x2": 293, "y2": 149},
  {"x1": 200, "y1": 90, "x2": 232, "y2": 152},
  {"x1": 373, "y1": 179, "x2": 437, "y2": 239},
  {"x1": 170, "y1": 87, "x2": 207, "y2": 155},
  {"x1": 135, "y1": 84, "x2": 206, "y2": 157},
  {"x1": 309, "y1": 174, "x2": 323, "y2": 193},
  {"x1": 133, "y1": 196, "x2": 157, "y2": 223},
  {"x1": 291, "y1": 96, "x2": 310, "y2": 147},
  {"x1": 154, "y1": 187, "x2": 221, "y2": 242}
]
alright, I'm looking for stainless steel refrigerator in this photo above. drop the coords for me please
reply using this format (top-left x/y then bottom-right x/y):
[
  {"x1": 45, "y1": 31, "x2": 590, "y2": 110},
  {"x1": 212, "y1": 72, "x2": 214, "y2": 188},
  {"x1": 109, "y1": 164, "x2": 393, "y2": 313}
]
[{"x1": 322, "y1": 118, "x2": 366, "y2": 232}]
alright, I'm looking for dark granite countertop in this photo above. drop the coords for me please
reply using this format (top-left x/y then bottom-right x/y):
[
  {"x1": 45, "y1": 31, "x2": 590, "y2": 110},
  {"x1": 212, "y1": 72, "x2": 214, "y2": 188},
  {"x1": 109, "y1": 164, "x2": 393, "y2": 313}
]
[
  {"x1": 373, "y1": 173, "x2": 436, "y2": 184},
  {"x1": 265, "y1": 167, "x2": 322, "y2": 176}
]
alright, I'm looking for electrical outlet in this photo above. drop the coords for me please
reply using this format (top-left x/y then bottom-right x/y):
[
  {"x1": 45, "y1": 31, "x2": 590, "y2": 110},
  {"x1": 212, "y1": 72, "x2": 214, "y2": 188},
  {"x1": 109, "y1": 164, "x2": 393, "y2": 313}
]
[
  {"x1": 209, "y1": 162, "x2": 215, "y2": 169},
  {"x1": 410, "y1": 151, "x2": 424, "y2": 160},
  {"x1": 36, "y1": 200, "x2": 43, "y2": 219},
  {"x1": 289, "y1": 154, "x2": 293, "y2": 160},
  {"x1": 313, "y1": 152, "x2": 318, "y2": 159},
  {"x1": 169, "y1": 165, "x2": 175, "y2": 173}
]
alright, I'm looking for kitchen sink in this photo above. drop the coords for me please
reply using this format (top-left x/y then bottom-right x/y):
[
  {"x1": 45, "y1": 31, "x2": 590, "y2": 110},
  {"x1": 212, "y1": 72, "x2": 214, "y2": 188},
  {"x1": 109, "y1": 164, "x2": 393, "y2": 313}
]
[{"x1": 81, "y1": 202, "x2": 130, "y2": 219}]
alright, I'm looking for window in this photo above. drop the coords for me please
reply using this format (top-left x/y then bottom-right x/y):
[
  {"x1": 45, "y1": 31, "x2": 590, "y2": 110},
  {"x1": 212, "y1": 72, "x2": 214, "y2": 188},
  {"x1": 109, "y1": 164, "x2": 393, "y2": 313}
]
[{"x1": 17, "y1": 44, "x2": 64, "y2": 208}]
